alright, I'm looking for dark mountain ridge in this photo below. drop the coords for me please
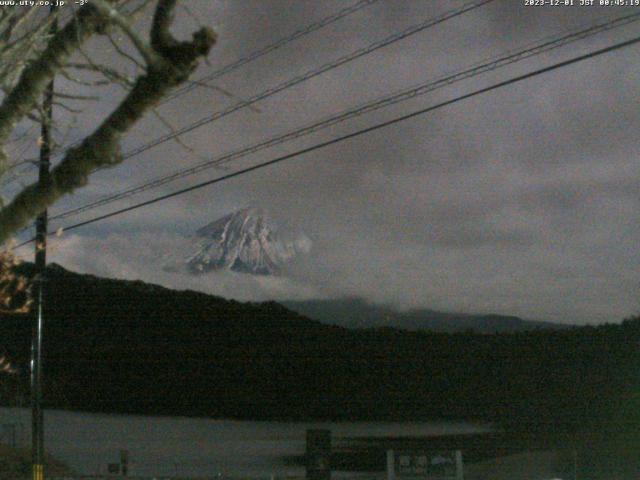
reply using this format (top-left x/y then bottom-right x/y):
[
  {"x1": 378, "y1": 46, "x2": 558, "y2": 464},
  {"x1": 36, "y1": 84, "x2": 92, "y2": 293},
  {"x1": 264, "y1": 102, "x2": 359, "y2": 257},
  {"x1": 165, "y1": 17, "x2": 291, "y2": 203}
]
[
  {"x1": 1, "y1": 263, "x2": 638, "y2": 434},
  {"x1": 282, "y1": 298, "x2": 569, "y2": 333}
]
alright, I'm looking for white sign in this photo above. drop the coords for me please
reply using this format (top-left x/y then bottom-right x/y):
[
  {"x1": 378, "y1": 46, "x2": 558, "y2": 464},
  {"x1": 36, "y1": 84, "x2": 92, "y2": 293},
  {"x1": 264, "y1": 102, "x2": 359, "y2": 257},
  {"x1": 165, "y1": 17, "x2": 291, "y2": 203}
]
[{"x1": 387, "y1": 450, "x2": 463, "y2": 480}]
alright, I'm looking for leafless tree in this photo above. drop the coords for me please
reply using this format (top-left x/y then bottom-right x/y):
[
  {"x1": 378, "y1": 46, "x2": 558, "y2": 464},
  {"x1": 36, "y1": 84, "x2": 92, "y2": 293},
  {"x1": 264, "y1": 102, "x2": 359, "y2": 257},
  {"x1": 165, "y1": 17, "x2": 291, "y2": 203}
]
[{"x1": 0, "y1": 0, "x2": 216, "y2": 310}]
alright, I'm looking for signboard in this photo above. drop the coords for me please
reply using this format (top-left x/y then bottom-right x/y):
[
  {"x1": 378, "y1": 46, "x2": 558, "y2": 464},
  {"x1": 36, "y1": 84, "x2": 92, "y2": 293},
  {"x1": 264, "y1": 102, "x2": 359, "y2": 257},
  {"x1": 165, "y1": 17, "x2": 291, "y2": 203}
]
[{"x1": 387, "y1": 450, "x2": 463, "y2": 480}]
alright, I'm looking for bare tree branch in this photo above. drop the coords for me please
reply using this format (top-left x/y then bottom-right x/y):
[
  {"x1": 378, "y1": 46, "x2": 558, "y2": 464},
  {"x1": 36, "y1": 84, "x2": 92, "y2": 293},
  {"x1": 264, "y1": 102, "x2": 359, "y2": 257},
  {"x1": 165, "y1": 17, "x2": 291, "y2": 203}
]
[
  {"x1": 0, "y1": 4, "x2": 111, "y2": 172},
  {"x1": 0, "y1": 0, "x2": 216, "y2": 243},
  {"x1": 106, "y1": 32, "x2": 146, "y2": 71},
  {"x1": 151, "y1": 107, "x2": 207, "y2": 160},
  {"x1": 66, "y1": 61, "x2": 136, "y2": 88},
  {"x1": 91, "y1": 0, "x2": 160, "y2": 66}
]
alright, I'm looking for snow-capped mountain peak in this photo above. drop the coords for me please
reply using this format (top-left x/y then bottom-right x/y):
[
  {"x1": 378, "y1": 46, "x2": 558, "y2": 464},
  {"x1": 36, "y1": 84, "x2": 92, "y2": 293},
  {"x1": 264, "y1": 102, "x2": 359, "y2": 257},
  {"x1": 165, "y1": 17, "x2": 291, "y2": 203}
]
[{"x1": 172, "y1": 207, "x2": 310, "y2": 276}]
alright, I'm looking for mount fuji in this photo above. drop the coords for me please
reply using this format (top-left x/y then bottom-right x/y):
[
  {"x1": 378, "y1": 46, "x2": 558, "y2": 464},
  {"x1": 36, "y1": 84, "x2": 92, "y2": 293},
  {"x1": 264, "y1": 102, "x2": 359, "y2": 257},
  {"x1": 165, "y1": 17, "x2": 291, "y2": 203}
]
[{"x1": 167, "y1": 207, "x2": 311, "y2": 276}]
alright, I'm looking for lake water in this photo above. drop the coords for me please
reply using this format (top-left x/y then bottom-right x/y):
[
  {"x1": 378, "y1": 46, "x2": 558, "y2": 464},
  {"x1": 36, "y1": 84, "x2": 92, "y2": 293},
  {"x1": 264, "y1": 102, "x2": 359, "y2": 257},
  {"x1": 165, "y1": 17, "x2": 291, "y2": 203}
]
[{"x1": 0, "y1": 408, "x2": 488, "y2": 477}]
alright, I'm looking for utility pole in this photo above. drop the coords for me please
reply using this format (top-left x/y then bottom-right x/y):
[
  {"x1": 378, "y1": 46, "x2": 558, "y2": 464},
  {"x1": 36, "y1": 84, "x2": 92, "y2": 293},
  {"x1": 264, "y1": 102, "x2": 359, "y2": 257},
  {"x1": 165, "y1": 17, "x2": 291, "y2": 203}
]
[{"x1": 31, "y1": 5, "x2": 56, "y2": 480}]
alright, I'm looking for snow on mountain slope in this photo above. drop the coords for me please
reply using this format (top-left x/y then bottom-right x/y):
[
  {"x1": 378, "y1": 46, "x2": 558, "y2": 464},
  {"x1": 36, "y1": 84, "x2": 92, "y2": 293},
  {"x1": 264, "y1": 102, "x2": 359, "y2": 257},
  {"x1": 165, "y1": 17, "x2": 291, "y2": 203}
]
[{"x1": 167, "y1": 207, "x2": 311, "y2": 276}]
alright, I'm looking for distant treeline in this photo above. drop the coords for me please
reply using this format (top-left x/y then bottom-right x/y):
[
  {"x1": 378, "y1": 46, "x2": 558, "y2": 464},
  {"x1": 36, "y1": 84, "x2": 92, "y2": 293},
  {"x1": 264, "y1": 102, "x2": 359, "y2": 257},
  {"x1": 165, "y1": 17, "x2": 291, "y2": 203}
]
[{"x1": 1, "y1": 263, "x2": 638, "y2": 434}]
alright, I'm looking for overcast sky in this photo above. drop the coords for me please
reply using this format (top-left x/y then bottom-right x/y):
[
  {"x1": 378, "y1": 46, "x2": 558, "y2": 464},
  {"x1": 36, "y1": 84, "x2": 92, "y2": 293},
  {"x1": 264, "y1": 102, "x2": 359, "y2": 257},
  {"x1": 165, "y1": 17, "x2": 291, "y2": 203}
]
[{"x1": 6, "y1": 0, "x2": 640, "y2": 325}]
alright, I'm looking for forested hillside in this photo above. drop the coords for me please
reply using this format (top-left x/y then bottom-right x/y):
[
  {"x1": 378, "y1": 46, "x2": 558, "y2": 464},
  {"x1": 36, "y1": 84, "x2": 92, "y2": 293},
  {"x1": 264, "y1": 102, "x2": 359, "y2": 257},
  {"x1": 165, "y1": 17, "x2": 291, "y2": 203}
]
[{"x1": 1, "y1": 264, "x2": 638, "y2": 434}]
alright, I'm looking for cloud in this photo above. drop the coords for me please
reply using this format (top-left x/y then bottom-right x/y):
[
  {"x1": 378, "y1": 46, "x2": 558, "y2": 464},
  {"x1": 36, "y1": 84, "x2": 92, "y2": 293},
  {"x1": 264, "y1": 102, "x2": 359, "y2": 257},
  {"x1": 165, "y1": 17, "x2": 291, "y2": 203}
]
[
  {"x1": 8, "y1": 1, "x2": 640, "y2": 325},
  {"x1": 46, "y1": 233, "x2": 322, "y2": 303}
]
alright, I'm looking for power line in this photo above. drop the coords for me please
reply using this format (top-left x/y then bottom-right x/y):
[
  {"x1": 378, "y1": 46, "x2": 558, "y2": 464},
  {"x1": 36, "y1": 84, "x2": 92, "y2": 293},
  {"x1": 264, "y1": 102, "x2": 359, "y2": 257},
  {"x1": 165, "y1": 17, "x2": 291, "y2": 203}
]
[
  {"x1": 47, "y1": 0, "x2": 490, "y2": 169},
  {"x1": 15, "y1": 33, "x2": 636, "y2": 248},
  {"x1": 120, "y1": 0, "x2": 496, "y2": 159},
  {"x1": 161, "y1": 0, "x2": 382, "y2": 105},
  {"x1": 4, "y1": 0, "x2": 492, "y2": 198},
  {"x1": 0, "y1": 0, "x2": 382, "y2": 187},
  {"x1": 49, "y1": 10, "x2": 640, "y2": 222}
]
